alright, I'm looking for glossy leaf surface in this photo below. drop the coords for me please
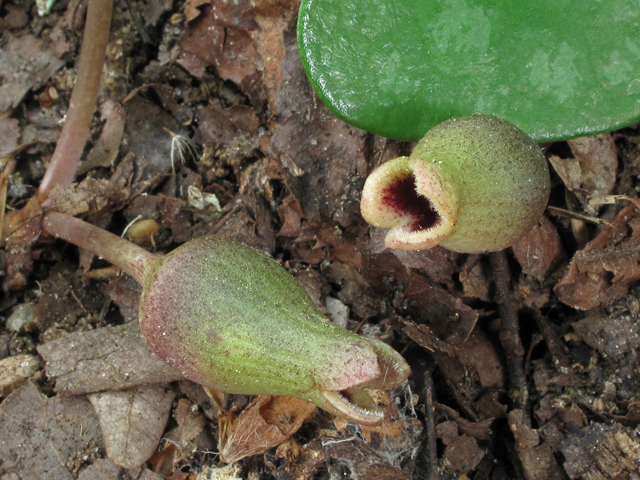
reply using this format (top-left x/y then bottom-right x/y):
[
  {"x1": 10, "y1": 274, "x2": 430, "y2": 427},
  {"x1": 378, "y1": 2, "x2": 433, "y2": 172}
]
[{"x1": 298, "y1": 0, "x2": 640, "y2": 142}]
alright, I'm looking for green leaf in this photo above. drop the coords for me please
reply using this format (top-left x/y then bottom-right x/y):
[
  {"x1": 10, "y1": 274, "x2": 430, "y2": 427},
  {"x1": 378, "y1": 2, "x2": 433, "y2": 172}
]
[{"x1": 298, "y1": 0, "x2": 640, "y2": 142}]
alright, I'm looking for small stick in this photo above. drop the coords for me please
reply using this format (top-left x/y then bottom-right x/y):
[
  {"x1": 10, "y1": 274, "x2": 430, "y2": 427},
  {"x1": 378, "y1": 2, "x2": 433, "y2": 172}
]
[
  {"x1": 547, "y1": 205, "x2": 613, "y2": 227},
  {"x1": 411, "y1": 359, "x2": 439, "y2": 480},
  {"x1": 489, "y1": 249, "x2": 529, "y2": 427}
]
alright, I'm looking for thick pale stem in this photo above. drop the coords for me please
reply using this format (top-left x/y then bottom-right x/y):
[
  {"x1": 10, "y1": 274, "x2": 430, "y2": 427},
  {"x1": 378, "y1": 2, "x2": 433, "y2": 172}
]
[
  {"x1": 38, "y1": 0, "x2": 114, "y2": 201},
  {"x1": 43, "y1": 211, "x2": 159, "y2": 285}
]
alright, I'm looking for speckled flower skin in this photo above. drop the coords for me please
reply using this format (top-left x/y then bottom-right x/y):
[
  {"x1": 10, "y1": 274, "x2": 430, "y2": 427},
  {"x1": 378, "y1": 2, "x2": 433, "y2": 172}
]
[
  {"x1": 361, "y1": 114, "x2": 550, "y2": 253},
  {"x1": 139, "y1": 236, "x2": 409, "y2": 425}
]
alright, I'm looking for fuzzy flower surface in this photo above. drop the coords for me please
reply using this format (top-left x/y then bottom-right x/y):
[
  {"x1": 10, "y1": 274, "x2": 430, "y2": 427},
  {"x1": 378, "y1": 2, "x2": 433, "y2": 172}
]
[
  {"x1": 361, "y1": 114, "x2": 550, "y2": 253},
  {"x1": 139, "y1": 236, "x2": 409, "y2": 426}
]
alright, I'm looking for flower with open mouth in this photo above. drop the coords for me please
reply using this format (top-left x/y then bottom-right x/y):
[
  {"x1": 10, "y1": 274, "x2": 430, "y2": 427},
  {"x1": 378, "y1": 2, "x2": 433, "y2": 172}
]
[{"x1": 361, "y1": 114, "x2": 550, "y2": 254}]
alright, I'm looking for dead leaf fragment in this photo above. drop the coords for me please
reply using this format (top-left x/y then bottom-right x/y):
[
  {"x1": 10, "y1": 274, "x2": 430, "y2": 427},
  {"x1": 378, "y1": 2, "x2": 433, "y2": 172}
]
[
  {"x1": 0, "y1": 35, "x2": 65, "y2": 115},
  {"x1": 194, "y1": 100, "x2": 258, "y2": 146},
  {"x1": 273, "y1": 439, "x2": 326, "y2": 480},
  {"x1": 0, "y1": 354, "x2": 42, "y2": 397},
  {"x1": 49, "y1": 177, "x2": 129, "y2": 217},
  {"x1": 0, "y1": 118, "x2": 20, "y2": 158},
  {"x1": 555, "y1": 205, "x2": 640, "y2": 309},
  {"x1": 77, "y1": 101, "x2": 126, "y2": 176},
  {"x1": 123, "y1": 93, "x2": 183, "y2": 182},
  {"x1": 549, "y1": 134, "x2": 618, "y2": 216},
  {"x1": 219, "y1": 395, "x2": 316, "y2": 463},
  {"x1": 509, "y1": 410, "x2": 565, "y2": 480},
  {"x1": 443, "y1": 434, "x2": 485, "y2": 475},
  {"x1": 0, "y1": 382, "x2": 103, "y2": 480},
  {"x1": 365, "y1": 249, "x2": 478, "y2": 339},
  {"x1": 165, "y1": 398, "x2": 208, "y2": 452},
  {"x1": 89, "y1": 385, "x2": 176, "y2": 468},
  {"x1": 459, "y1": 255, "x2": 491, "y2": 302},
  {"x1": 37, "y1": 321, "x2": 182, "y2": 395},
  {"x1": 511, "y1": 216, "x2": 564, "y2": 281},
  {"x1": 572, "y1": 312, "x2": 640, "y2": 362},
  {"x1": 196, "y1": 464, "x2": 242, "y2": 480},
  {"x1": 561, "y1": 422, "x2": 640, "y2": 479},
  {"x1": 269, "y1": 39, "x2": 368, "y2": 228}
]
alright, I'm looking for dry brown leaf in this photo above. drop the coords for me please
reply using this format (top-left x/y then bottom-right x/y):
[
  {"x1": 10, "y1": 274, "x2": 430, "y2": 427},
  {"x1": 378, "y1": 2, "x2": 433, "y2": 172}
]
[
  {"x1": 511, "y1": 215, "x2": 565, "y2": 281},
  {"x1": 366, "y1": 250, "x2": 478, "y2": 339},
  {"x1": 147, "y1": 441, "x2": 183, "y2": 477},
  {"x1": 367, "y1": 226, "x2": 459, "y2": 288},
  {"x1": 250, "y1": 1, "x2": 300, "y2": 113},
  {"x1": 123, "y1": 93, "x2": 183, "y2": 183},
  {"x1": 177, "y1": 5, "x2": 224, "y2": 78},
  {"x1": 194, "y1": 100, "x2": 258, "y2": 145},
  {"x1": 37, "y1": 321, "x2": 182, "y2": 395},
  {"x1": 77, "y1": 101, "x2": 126, "y2": 176},
  {"x1": 459, "y1": 255, "x2": 491, "y2": 302},
  {"x1": 321, "y1": 261, "x2": 380, "y2": 319},
  {"x1": 219, "y1": 395, "x2": 316, "y2": 463},
  {"x1": 77, "y1": 458, "x2": 121, "y2": 480},
  {"x1": 141, "y1": 0, "x2": 173, "y2": 26},
  {"x1": 269, "y1": 35, "x2": 368, "y2": 229},
  {"x1": 0, "y1": 354, "x2": 41, "y2": 397},
  {"x1": 276, "y1": 193, "x2": 304, "y2": 237},
  {"x1": 0, "y1": 382, "x2": 103, "y2": 480},
  {"x1": 165, "y1": 398, "x2": 208, "y2": 447},
  {"x1": 184, "y1": 0, "x2": 210, "y2": 22},
  {"x1": 0, "y1": 35, "x2": 65, "y2": 115},
  {"x1": 561, "y1": 422, "x2": 640, "y2": 480},
  {"x1": 49, "y1": 177, "x2": 129, "y2": 217},
  {"x1": 101, "y1": 274, "x2": 141, "y2": 323},
  {"x1": 572, "y1": 312, "x2": 640, "y2": 362},
  {"x1": 178, "y1": 1, "x2": 265, "y2": 104},
  {"x1": 400, "y1": 319, "x2": 504, "y2": 414},
  {"x1": 88, "y1": 385, "x2": 176, "y2": 468},
  {"x1": 2, "y1": 196, "x2": 45, "y2": 290},
  {"x1": 555, "y1": 205, "x2": 640, "y2": 309},
  {"x1": 509, "y1": 410, "x2": 565, "y2": 480},
  {"x1": 77, "y1": 458, "x2": 165, "y2": 480},
  {"x1": 273, "y1": 439, "x2": 326, "y2": 480},
  {"x1": 443, "y1": 434, "x2": 485, "y2": 475},
  {"x1": 549, "y1": 134, "x2": 618, "y2": 216},
  {"x1": 0, "y1": 118, "x2": 20, "y2": 158},
  {"x1": 568, "y1": 134, "x2": 618, "y2": 215}
]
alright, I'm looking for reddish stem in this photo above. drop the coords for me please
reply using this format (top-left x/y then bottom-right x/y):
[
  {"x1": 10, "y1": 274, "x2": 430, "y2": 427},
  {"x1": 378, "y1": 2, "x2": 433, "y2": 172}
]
[
  {"x1": 37, "y1": 0, "x2": 114, "y2": 202},
  {"x1": 43, "y1": 211, "x2": 159, "y2": 285}
]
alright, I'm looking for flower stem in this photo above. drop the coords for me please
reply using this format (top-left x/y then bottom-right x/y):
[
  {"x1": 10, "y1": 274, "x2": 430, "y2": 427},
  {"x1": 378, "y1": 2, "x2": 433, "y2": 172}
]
[
  {"x1": 37, "y1": 0, "x2": 114, "y2": 202},
  {"x1": 43, "y1": 211, "x2": 159, "y2": 285}
]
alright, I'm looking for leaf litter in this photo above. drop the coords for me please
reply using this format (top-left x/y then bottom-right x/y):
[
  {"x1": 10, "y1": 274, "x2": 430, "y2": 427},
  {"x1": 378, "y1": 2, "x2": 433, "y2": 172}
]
[{"x1": 2, "y1": 0, "x2": 640, "y2": 478}]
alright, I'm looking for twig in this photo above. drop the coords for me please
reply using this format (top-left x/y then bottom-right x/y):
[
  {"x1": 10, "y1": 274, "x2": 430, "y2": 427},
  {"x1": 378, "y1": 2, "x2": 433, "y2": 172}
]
[
  {"x1": 489, "y1": 250, "x2": 529, "y2": 427},
  {"x1": 547, "y1": 205, "x2": 613, "y2": 227},
  {"x1": 411, "y1": 358, "x2": 439, "y2": 480}
]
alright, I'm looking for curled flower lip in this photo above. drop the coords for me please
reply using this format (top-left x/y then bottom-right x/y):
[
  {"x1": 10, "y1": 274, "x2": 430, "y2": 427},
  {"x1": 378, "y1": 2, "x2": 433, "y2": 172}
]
[
  {"x1": 361, "y1": 155, "x2": 458, "y2": 251},
  {"x1": 139, "y1": 236, "x2": 410, "y2": 426},
  {"x1": 361, "y1": 114, "x2": 550, "y2": 254}
]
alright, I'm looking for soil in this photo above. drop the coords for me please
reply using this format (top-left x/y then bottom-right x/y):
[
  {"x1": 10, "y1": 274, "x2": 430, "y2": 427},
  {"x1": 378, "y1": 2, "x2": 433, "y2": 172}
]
[{"x1": 2, "y1": 0, "x2": 640, "y2": 479}]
